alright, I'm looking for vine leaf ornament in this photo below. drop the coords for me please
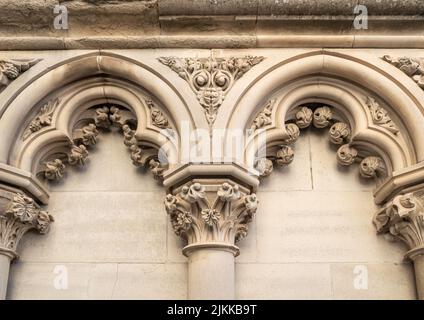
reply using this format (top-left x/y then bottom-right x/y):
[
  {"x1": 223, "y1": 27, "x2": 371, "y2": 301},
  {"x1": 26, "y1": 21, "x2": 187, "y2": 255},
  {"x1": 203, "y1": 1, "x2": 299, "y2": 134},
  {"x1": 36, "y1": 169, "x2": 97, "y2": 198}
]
[
  {"x1": 1, "y1": 193, "x2": 53, "y2": 257},
  {"x1": 158, "y1": 55, "x2": 264, "y2": 127},
  {"x1": 382, "y1": 55, "x2": 424, "y2": 89},
  {"x1": 22, "y1": 98, "x2": 59, "y2": 141},
  {"x1": 366, "y1": 97, "x2": 399, "y2": 135},
  {"x1": 0, "y1": 58, "x2": 41, "y2": 92},
  {"x1": 164, "y1": 182, "x2": 258, "y2": 246}
]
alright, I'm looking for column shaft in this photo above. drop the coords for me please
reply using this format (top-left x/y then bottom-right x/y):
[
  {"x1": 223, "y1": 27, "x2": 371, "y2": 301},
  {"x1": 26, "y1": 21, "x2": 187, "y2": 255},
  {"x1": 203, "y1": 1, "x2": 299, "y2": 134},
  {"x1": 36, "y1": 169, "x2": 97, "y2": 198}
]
[
  {"x1": 0, "y1": 254, "x2": 11, "y2": 300},
  {"x1": 413, "y1": 254, "x2": 424, "y2": 300},
  {"x1": 187, "y1": 248, "x2": 235, "y2": 299}
]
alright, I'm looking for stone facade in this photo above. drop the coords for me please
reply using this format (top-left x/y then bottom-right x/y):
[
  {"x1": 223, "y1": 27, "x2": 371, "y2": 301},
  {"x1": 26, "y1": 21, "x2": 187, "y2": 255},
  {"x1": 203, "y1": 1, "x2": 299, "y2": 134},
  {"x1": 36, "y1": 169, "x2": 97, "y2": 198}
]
[{"x1": 1, "y1": 1, "x2": 424, "y2": 300}]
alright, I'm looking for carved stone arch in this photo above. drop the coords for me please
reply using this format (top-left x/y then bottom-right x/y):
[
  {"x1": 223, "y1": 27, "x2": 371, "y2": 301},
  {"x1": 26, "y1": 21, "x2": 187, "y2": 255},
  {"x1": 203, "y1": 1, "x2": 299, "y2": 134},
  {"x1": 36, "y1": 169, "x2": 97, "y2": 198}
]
[
  {"x1": 0, "y1": 52, "x2": 203, "y2": 204},
  {"x1": 0, "y1": 52, "x2": 206, "y2": 164},
  {"x1": 220, "y1": 51, "x2": 424, "y2": 205}
]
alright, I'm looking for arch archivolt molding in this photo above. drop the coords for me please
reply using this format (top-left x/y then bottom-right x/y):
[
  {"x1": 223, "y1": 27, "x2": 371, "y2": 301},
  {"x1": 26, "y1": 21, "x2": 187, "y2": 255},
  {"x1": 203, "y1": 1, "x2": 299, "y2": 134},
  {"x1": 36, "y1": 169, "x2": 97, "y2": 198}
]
[{"x1": 0, "y1": 50, "x2": 424, "y2": 299}]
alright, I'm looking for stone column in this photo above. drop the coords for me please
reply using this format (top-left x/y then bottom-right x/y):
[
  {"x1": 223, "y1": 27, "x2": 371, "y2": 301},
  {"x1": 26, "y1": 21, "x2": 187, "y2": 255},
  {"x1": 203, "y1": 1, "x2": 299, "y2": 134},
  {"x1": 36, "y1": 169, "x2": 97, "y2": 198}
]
[
  {"x1": 164, "y1": 180, "x2": 258, "y2": 299},
  {"x1": 373, "y1": 191, "x2": 424, "y2": 300},
  {"x1": 0, "y1": 192, "x2": 53, "y2": 299}
]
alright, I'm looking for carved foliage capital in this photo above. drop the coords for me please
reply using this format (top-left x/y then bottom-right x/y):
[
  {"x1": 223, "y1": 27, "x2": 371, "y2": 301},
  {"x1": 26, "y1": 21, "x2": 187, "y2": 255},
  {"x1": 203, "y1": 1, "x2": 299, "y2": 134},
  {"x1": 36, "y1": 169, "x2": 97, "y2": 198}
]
[
  {"x1": 374, "y1": 192, "x2": 424, "y2": 256},
  {"x1": 164, "y1": 182, "x2": 258, "y2": 247},
  {"x1": 0, "y1": 193, "x2": 53, "y2": 258}
]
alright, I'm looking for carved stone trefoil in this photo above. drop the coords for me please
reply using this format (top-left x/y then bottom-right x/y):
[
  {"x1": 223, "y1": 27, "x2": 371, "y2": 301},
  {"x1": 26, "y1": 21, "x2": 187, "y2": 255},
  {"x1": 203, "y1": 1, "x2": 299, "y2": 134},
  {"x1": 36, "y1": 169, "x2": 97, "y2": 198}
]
[
  {"x1": 164, "y1": 182, "x2": 258, "y2": 249},
  {"x1": 1, "y1": 193, "x2": 53, "y2": 258},
  {"x1": 22, "y1": 99, "x2": 59, "y2": 141},
  {"x1": 382, "y1": 55, "x2": 424, "y2": 90},
  {"x1": 366, "y1": 97, "x2": 399, "y2": 135},
  {"x1": 0, "y1": 59, "x2": 41, "y2": 92},
  {"x1": 158, "y1": 55, "x2": 264, "y2": 126}
]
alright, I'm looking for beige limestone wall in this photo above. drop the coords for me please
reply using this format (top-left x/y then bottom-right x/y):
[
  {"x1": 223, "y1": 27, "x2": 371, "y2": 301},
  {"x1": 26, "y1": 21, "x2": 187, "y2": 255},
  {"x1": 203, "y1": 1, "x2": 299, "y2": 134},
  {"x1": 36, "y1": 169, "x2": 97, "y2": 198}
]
[{"x1": 6, "y1": 129, "x2": 416, "y2": 299}]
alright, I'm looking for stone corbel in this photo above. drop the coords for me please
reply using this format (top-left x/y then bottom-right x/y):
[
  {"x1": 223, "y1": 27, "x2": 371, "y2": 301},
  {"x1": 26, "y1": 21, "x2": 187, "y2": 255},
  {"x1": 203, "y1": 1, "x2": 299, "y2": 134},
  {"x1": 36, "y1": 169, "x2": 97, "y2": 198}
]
[
  {"x1": 0, "y1": 186, "x2": 53, "y2": 299},
  {"x1": 373, "y1": 190, "x2": 424, "y2": 299}
]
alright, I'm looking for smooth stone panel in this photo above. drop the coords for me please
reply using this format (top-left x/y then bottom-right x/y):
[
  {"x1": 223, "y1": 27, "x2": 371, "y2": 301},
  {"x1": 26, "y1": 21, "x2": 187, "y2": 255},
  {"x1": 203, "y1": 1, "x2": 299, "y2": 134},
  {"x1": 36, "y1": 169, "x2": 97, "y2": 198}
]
[
  {"x1": 259, "y1": 134, "x2": 312, "y2": 191},
  {"x1": 256, "y1": 191, "x2": 407, "y2": 263},
  {"x1": 309, "y1": 128, "x2": 375, "y2": 191},
  {"x1": 18, "y1": 191, "x2": 167, "y2": 263},
  {"x1": 236, "y1": 263, "x2": 332, "y2": 299},
  {"x1": 7, "y1": 262, "x2": 187, "y2": 300},
  {"x1": 49, "y1": 131, "x2": 163, "y2": 192},
  {"x1": 112, "y1": 263, "x2": 187, "y2": 300},
  {"x1": 331, "y1": 263, "x2": 416, "y2": 300}
]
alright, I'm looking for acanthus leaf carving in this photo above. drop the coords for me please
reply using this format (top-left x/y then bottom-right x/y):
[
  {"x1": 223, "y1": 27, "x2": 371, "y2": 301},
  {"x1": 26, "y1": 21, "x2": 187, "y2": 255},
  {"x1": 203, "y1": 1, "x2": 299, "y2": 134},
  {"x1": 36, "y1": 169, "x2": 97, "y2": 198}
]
[
  {"x1": 382, "y1": 55, "x2": 424, "y2": 90},
  {"x1": 366, "y1": 97, "x2": 399, "y2": 135},
  {"x1": 0, "y1": 58, "x2": 41, "y2": 92},
  {"x1": 158, "y1": 55, "x2": 264, "y2": 127},
  {"x1": 22, "y1": 98, "x2": 59, "y2": 141},
  {"x1": 146, "y1": 99, "x2": 171, "y2": 129},
  {"x1": 164, "y1": 182, "x2": 258, "y2": 247},
  {"x1": 250, "y1": 100, "x2": 275, "y2": 131},
  {"x1": 1, "y1": 193, "x2": 53, "y2": 258},
  {"x1": 374, "y1": 192, "x2": 424, "y2": 257}
]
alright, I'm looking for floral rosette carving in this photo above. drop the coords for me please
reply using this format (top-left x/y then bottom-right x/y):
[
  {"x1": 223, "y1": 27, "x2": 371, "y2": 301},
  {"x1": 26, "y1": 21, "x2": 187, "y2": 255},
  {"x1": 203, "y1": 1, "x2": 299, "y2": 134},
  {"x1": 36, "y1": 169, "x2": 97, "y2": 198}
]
[
  {"x1": 382, "y1": 55, "x2": 424, "y2": 89},
  {"x1": 276, "y1": 145, "x2": 294, "y2": 166},
  {"x1": 360, "y1": 156, "x2": 386, "y2": 178},
  {"x1": 284, "y1": 123, "x2": 300, "y2": 144},
  {"x1": 336, "y1": 144, "x2": 358, "y2": 166},
  {"x1": 42, "y1": 159, "x2": 65, "y2": 181},
  {"x1": 313, "y1": 106, "x2": 332, "y2": 128},
  {"x1": 295, "y1": 106, "x2": 313, "y2": 129},
  {"x1": 164, "y1": 182, "x2": 258, "y2": 247},
  {"x1": 1, "y1": 193, "x2": 53, "y2": 257},
  {"x1": 329, "y1": 122, "x2": 351, "y2": 145}
]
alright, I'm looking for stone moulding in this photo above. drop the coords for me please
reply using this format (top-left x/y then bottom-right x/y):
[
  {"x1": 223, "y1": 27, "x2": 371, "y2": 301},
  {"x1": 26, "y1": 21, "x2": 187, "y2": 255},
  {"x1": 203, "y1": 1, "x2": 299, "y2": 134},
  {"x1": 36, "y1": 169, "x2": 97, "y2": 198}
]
[{"x1": 158, "y1": 55, "x2": 264, "y2": 126}]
